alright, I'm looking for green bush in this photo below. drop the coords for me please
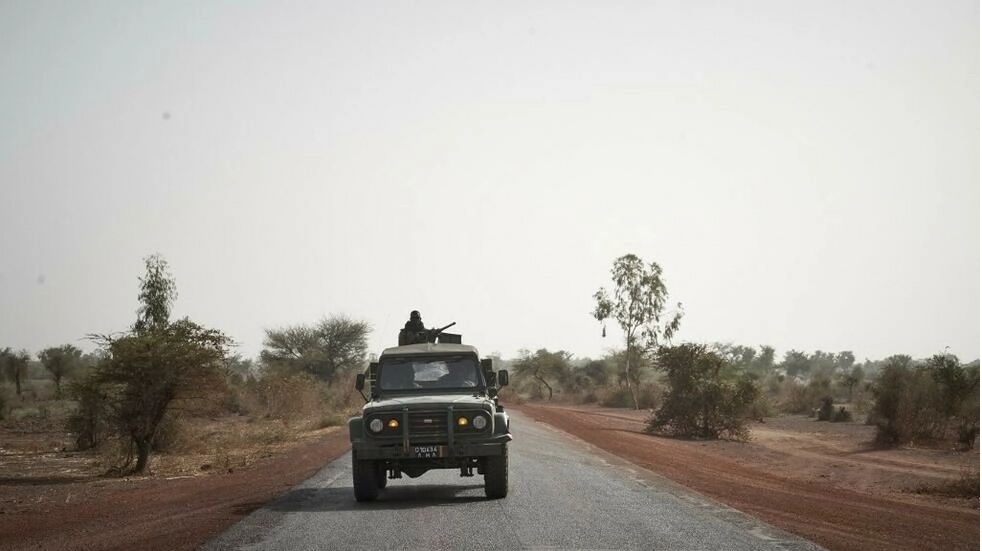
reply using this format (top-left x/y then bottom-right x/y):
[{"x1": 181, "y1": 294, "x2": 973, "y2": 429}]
[
  {"x1": 646, "y1": 344, "x2": 759, "y2": 440},
  {"x1": 871, "y1": 358, "x2": 949, "y2": 446}
]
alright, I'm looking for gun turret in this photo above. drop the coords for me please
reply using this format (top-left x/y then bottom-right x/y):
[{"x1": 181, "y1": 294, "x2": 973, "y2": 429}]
[{"x1": 398, "y1": 321, "x2": 457, "y2": 346}]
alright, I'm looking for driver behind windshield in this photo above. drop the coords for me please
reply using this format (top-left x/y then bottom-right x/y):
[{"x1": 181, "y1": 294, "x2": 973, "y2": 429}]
[{"x1": 439, "y1": 360, "x2": 477, "y2": 387}]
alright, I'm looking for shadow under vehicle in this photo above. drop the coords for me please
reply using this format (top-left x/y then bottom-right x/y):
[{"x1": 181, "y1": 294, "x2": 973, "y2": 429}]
[{"x1": 349, "y1": 324, "x2": 511, "y2": 502}]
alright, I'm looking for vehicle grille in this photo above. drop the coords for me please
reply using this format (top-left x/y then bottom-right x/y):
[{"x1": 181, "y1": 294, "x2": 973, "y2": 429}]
[{"x1": 408, "y1": 411, "x2": 448, "y2": 436}]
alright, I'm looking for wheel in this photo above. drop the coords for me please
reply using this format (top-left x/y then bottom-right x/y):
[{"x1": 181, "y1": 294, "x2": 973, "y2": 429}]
[
  {"x1": 352, "y1": 453, "x2": 379, "y2": 502},
  {"x1": 484, "y1": 445, "x2": 508, "y2": 499},
  {"x1": 376, "y1": 463, "x2": 388, "y2": 489}
]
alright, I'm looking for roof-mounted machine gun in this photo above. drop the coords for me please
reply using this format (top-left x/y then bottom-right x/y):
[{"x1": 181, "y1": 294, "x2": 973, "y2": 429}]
[{"x1": 398, "y1": 321, "x2": 459, "y2": 345}]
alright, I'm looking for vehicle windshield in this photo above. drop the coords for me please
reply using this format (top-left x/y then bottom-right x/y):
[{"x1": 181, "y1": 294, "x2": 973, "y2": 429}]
[{"x1": 377, "y1": 356, "x2": 481, "y2": 391}]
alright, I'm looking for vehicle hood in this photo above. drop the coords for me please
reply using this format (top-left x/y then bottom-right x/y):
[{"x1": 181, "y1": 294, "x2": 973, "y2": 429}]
[{"x1": 365, "y1": 394, "x2": 492, "y2": 413}]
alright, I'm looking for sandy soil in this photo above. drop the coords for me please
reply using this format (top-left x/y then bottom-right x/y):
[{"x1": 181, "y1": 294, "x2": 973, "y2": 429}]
[{"x1": 0, "y1": 405, "x2": 977, "y2": 551}]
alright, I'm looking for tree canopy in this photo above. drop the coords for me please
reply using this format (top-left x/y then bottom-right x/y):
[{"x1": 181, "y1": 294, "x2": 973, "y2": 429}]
[
  {"x1": 78, "y1": 254, "x2": 231, "y2": 473},
  {"x1": 512, "y1": 348, "x2": 573, "y2": 400},
  {"x1": 261, "y1": 315, "x2": 370, "y2": 383},
  {"x1": 38, "y1": 344, "x2": 82, "y2": 397}
]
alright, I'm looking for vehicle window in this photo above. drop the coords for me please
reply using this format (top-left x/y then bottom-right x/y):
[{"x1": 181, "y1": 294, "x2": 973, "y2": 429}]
[{"x1": 378, "y1": 356, "x2": 479, "y2": 390}]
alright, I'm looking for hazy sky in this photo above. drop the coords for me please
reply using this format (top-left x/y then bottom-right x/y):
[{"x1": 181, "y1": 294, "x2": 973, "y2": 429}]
[{"x1": 1, "y1": 1, "x2": 978, "y2": 364}]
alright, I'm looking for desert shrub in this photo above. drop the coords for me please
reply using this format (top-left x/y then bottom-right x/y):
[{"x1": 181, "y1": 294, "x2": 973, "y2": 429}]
[
  {"x1": 746, "y1": 392, "x2": 773, "y2": 421},
  {"x1": 646, "y1": 344, "x2": 760, "y2": 440},
  {"x1": 66, "y1": 377, "x2": 110, "y2": 450},
  {"x1": 871, "y1": 360, "x2": 947, "y2": 446},
  {"x1": 774, "y1": 378, "x2": 830, "y2": 415},
  {"x1": 890, "y1": 354, "x2": 979, "y2": 450}
]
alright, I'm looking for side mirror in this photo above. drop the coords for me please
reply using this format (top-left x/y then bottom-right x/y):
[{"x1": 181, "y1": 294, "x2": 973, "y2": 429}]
[
  {"x1": 497, "y1": 370, "x2": 509, "y2": 387},
  {"x1": 355, "y1": 373, "x2": 366, "y2": 391}
]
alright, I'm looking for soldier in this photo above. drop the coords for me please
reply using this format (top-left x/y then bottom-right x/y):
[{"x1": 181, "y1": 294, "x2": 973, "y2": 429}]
[
  {"x1": 439, "y1": 360, "x2": 476, "y2": 387},
  {"x1": 404, "y1": 310, "x2": 425, "y2": 333},
  {"x1": 399, "y1": 310, "x2": 427, "y2": 345}
]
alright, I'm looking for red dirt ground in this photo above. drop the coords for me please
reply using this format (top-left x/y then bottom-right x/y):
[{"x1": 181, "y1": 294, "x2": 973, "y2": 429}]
[
  {"x1": 518, "y1": 404, "x2": 979, "y2": 551},
  {"x1": 0, "y1": 405, "x2": 977, "y2": 551}
]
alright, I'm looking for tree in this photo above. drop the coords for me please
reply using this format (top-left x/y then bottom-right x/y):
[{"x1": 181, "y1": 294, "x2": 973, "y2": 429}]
[
  {"x1": 512, "y1": 349, "x2": 573, "y2": 400},
  {"x1": 834, "y1": 351, "x2": 856, "y2": 372},
  {"x1": 751, "y1": 345, "x2": 776, "y2": 375},
  {"x1": 38, "y1": 344, "x2": 83, "y2": 398},
  {"x1": 0, "y1": 348, "x2": 30, "y2": 396},
  {"x1": 870, "y1": 355, "x2": 919, "y2": 446},
  {"x1": 647, "y1": 343, "x2": 759, "y2": 440},
  {"x1": 927, "y1": 353, "x2": 980, "y2": 449},
  {"x1": 838, "y1": 365, "x2": 864, "y2": 402},
  {"x1": 580, "y1": 358, "x2": 617, "y2": 387},
  {"x1": 77, "y1": 254, "x2": 231, "y2": 473},
  {"x1": 133, "y1": 254, "x2": 177, "y2": 333},
  {"x1": 261, "y1": 315, "x2": 370, "y2": 383},
  {"x1": 90, "y1": 319, "x2": 230, "y2": 472},
  {"x1": 592, "y1": 254, "x2": 683, "y2": 409},
  {"x1": 780, "y1": 349, "x2": 811, "y2": 378}
]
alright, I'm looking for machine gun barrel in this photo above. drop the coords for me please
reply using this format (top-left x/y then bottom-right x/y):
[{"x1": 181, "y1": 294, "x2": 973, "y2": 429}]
[{"x1": 434, "y1": 321, "x2": 456, "y2": 334}]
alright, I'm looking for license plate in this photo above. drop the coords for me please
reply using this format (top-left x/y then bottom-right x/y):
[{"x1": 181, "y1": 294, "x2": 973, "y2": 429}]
[{"x1": 412, "y1": 445, "x2": 444, "y2": 458}]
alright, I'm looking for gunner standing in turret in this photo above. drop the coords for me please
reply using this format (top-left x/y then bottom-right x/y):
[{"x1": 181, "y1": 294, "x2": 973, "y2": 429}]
[
  {"x1": 400, "y1": 310, "x2": 426, "y2": 344},
  {"x1": 404, "y1": 310, "x2": 424, "y2": 332}
]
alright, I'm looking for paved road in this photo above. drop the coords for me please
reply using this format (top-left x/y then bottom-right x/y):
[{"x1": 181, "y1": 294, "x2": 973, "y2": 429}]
[{"x1": 202, "y1": 411, "x2": 824, "y2": 551}]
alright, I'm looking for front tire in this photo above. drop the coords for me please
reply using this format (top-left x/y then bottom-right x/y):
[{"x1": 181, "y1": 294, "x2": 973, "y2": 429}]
[
  {"x1": 353, "y1": 453, "x2": 379, "y2": 502},
  {"x1": 484, "y1": 445, "x2": 508, "y2": 499}
]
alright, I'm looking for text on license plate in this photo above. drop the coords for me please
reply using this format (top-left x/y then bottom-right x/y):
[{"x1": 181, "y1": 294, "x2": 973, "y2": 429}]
[{"x1": 412, "y1": 445, "x2": 444, "y2": 458}]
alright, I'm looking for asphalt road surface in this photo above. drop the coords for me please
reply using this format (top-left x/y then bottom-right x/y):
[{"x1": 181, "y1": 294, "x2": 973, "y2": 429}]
[{"x1": 201, "y1": 411, "x2": 825, "y2": 551}]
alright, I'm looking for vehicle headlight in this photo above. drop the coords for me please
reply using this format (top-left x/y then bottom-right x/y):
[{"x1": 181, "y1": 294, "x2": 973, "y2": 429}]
[
  {"x1": 472, "y1": 415, "x2": 488, "y2": 430},
  {"x1": 369, "y1": 418, "x2": 384, "y2": 433},
  {"x1": 387, "y1": 418, "x2": 399, "y2": 429},
  {"x1": 457, "y1": 416, "x2": 469, "y2": 427}
]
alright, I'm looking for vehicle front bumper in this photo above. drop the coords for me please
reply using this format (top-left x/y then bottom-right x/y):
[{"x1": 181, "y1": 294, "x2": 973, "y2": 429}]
[{"x1": 352, "y1": 436, "x2": 511, "y2": 460}]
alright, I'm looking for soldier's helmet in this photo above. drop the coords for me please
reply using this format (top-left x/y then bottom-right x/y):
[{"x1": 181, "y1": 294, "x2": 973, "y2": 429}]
[{"x1": 410, "y1": 310, "x2": 421, "y2": 321}]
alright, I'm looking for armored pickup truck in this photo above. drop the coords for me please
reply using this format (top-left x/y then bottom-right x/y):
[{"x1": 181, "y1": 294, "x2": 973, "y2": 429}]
[{"x1": 349, "y1": 329, "x2": 511, "y2": 502}]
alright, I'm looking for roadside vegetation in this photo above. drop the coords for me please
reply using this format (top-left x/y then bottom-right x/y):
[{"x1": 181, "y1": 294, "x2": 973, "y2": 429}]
[
  {"x1": 0, "y1": 254, "x2": 368, "y2": 477},
  {"x1": 0, "y1": 251, "x2": 977, "y2": 495}
]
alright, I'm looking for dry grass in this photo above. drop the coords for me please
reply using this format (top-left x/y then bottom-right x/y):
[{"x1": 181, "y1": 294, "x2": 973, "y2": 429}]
[
  {"x1": 913, "y1": 470, "x2": 981, "y2": 499},
  {"x1": 0, "y1": 372, "x2": 362, "y2": 481}
]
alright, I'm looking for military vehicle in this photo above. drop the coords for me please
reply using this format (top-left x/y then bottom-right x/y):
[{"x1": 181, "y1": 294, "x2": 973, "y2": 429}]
[{"x1": 349, "y1": 322, "x2": 511, "y2": 501}]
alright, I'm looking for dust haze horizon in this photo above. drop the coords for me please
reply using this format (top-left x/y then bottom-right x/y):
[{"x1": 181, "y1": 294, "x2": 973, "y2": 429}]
[{"x1": 1, "y1": 2, "x2": 978, "y2": 365}]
